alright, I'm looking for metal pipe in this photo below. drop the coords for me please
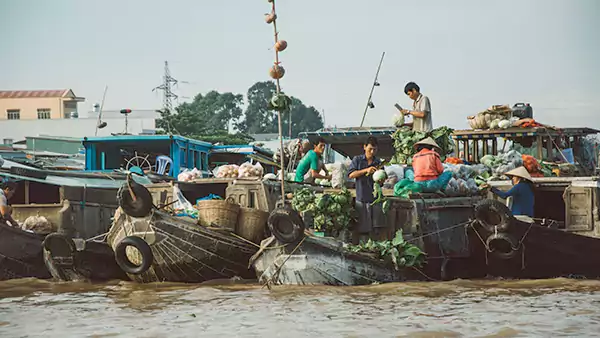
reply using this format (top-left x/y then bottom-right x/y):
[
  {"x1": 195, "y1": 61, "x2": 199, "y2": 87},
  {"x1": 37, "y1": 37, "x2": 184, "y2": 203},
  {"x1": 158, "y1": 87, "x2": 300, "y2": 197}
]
[{"x1": 360, "y1": 52, "x2": 385, "y2": 127}]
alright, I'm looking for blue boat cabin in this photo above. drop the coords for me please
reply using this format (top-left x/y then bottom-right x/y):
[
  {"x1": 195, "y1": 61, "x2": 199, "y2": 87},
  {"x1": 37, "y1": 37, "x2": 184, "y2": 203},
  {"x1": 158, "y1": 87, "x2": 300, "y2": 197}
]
[{"x1": 83, "y1": 135, "x2": 212, "y2": 176}]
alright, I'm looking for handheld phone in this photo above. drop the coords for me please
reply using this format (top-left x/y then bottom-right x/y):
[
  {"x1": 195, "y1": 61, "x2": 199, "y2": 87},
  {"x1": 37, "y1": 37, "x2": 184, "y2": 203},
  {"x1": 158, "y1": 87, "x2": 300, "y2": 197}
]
[{"x1": 394, "y1": 103, "x2": 403, "y2": 111}]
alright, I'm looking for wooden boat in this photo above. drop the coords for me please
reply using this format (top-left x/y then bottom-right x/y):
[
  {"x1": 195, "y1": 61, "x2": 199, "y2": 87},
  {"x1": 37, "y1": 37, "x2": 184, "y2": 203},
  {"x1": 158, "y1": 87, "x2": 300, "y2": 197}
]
[
  {"x1": 100, "y1": 176, "x2": 258, "y2": 283},
  {"x1": 0, "y1": 221, "x2": 50, "y2": 281},
  {"x1": 470, "y1": 178, "x2": 600, "y2": 279},
  {"x1": 252, "y1": 196, "x2": 486, "y2": 286},
  {"x1": 42, "y1": 233, "x2": 128, "y2": 282}
]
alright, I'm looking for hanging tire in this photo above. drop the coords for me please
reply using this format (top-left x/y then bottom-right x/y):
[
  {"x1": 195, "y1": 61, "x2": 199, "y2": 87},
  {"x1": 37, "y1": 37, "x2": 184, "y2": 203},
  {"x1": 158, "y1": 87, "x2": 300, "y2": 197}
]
[
  {"x1": 474, "y1": 199, "x2": 514, "y2": 232},
  {"x1": 268, "y1": 205, "x2": 305, "y2": 244},
  {"x1": 117, "y1": 181, "x2": 153, "y2": 217},
  {"x1": 486, "y1": 232, "x2": 518, "y2": 260},
  {"x1": 42, "y1": 233, "x2": 76, "y2": 264},
  {"x1": 114, "y1": 236, "x2": 153, "y2": 275}
]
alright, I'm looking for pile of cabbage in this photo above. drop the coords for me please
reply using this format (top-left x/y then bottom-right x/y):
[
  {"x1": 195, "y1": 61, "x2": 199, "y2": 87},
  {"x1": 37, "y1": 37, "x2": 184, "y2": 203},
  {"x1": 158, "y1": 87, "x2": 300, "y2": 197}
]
[
  {"x1": 443, "y1": 163, "x2": 490, "y2": 196},
  {"x1": 291, "y1": 187, "x2": 355, "y2": 232},
  {"x1": 480, "y1": 150, "x2": 523, "y2": 177},
  {"x1": 391, "y1": 126, "x2": 454, "y2": 164}
]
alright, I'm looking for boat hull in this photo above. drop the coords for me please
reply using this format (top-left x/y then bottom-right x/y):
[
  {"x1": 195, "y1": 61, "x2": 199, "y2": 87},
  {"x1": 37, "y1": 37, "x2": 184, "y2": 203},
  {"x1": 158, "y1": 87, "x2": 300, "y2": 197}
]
[
  {"x1": 471, "y1": 219, "x2": 600, "y2": 279},
  {"x1": 0, "y1": 222, "x2": 50, "y2": 281},
  {"x1": 252, "y1": 236, "x2": 423, "y2": 286},
  {"x1": 43, "y1": 235, "x2": 128, "y2": 282},
  {"x1": 107, "y1": 209, "x2": 258, "y2": 283}
]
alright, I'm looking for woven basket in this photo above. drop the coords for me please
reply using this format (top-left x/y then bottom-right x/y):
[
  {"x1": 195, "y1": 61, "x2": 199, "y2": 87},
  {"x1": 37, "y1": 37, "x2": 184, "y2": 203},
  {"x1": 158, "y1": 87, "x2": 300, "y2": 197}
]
[
  {"x1": 236, "y1": 207, "x2": 269, "y2": 244},
  {"x1": 197, "y1": 198, "x2": 240, "y2": 230}
]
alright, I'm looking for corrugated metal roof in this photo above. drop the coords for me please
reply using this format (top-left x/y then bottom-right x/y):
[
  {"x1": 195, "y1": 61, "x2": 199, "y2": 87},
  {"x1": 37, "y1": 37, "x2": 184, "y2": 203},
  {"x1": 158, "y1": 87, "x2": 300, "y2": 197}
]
[
  {"x1": 299, "y1": 128, "x2": 397, "y2": 159},
  {"x1": 0, "y1": 89, "x2": 72, "y2": 99}
]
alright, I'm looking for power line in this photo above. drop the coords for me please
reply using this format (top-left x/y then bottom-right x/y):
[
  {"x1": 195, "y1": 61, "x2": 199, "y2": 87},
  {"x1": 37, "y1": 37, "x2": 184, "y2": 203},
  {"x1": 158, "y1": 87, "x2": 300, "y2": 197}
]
[{"x1": 152, "y1": 61, "x2": 179, "y2": 114}]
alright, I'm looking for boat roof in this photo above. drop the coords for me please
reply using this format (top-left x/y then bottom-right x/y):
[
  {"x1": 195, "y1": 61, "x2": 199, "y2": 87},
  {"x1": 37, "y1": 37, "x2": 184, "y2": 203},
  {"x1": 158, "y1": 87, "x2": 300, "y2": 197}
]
[
  {"x1": 82, "y1": 134, "x2": 213, "y2": 147},
  {"x1": 453, "y1": 127, "x2": 600, "y2": 140},
  {"x1": 299, "y1": 127, "x2": 397, "y2": 159},
  {"x1": 0, "y1": 171, "x2": 142, "y2": 189},
  {"x1": 211, "y1": 145, "x2": 274, "y2": 157}
]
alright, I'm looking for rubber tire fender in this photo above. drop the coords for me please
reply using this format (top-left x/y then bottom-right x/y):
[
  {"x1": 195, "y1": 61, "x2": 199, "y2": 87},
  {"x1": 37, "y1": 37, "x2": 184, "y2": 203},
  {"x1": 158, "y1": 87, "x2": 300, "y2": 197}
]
[
  {"x1": 268, "y1": 205, "x2": 305, "y2": 244},
  {"x1": 474, "y1": 199, "x2": 514, "y2": 232},
  {"x1": 486, "y1": 232, "x2": 519, "y2": 260},
  {"x1": 114, "y1": 236, "x2": 154, "y2": 275},
  {"x1": 117, "y1": 181, "x2": 153, "y2": 218}
]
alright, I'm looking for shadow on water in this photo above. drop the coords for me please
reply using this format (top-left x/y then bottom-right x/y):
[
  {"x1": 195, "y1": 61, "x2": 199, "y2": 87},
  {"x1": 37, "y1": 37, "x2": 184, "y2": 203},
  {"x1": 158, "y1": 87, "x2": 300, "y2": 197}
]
[{"x1": 1, "y1": 277, "x2": 600, "y2": 337}]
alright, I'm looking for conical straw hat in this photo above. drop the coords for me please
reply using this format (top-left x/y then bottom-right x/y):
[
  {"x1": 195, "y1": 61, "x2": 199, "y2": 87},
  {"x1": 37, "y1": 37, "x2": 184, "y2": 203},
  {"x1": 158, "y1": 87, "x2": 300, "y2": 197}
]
[
  {"x1": 414, "y1": 137, "x2": 441, "y2": 150},
  {"x1": 504, "y1": 166, "x2": 533, "y2": 181}
]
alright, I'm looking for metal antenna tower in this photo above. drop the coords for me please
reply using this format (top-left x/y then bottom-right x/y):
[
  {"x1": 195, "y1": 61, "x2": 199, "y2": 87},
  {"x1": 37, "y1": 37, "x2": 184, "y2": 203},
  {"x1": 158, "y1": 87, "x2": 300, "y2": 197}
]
[{"x1": 152, "y1": 61, "x2": 179, "y2": 114}]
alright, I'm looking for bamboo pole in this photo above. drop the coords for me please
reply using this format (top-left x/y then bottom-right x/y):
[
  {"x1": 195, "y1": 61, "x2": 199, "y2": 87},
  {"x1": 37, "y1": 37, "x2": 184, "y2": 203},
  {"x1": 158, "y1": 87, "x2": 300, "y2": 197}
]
[{"x1": 270, "y1": 0, "x2": 286, "y2": 205}]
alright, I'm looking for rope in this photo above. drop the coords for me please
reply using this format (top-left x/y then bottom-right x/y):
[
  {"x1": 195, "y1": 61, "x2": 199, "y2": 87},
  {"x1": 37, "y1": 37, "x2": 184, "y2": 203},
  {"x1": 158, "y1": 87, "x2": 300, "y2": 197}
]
[
  {"x1": 86, "y1": 232, "x2": 109, "y2": 242},
  {"x1": 126, "y1": 174, "x2": 137, "y2": 202},
  {"x1": 262, "y1": 236, "x2": 306, "y2": 289},
  {"x1": 405, "y1": 220, "x2": 472, "y2": 244}
]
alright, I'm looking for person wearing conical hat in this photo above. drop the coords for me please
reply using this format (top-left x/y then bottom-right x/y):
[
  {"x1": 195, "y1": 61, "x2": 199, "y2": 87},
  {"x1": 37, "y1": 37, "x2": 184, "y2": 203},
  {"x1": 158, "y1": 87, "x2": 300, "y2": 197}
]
[
  {"x1": 411, "y1": 137, "x2": 452, "y2": 192},
  {"x1": 484, "y1": 166, "x2": 535, "y2": 217}
]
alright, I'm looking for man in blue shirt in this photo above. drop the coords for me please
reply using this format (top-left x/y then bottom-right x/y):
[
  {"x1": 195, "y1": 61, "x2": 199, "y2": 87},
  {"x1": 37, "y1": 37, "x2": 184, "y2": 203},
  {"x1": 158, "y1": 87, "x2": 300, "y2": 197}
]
[{"x1": 348, "y1": 137, "x2": 385, "y2": 241}]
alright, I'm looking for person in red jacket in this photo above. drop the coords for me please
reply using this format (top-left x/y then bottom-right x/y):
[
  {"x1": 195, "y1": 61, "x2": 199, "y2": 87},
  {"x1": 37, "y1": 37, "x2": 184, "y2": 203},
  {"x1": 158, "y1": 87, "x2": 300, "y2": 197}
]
[{"x1": 411, "y1": 137, "x2": 452, "y2": 192}]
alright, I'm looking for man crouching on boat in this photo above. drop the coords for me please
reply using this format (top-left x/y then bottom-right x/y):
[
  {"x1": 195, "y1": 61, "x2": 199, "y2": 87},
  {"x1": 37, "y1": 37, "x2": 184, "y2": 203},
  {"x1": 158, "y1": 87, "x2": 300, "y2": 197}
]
[
  {"x1": 0, "y1": 180, "x2": 18, "y2": 227},
  {"x1": 294, "y1": 137, "x2": 332, "y2": 184},
  {"x1": 348, "y1": 137, "x2": 386, "y2": 243}
]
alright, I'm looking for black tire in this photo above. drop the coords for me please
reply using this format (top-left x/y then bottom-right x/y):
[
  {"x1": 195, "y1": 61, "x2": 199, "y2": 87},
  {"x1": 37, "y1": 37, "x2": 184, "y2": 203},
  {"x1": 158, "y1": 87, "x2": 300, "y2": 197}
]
[
  {"x1": 117, "y1": 181, "x2": 153, "y2": 217},
  {"x1": 114, "y1": 236, "x2": 153, "y2": 275},
  {"x1": 474, "y1": 199, "x2": 514, "y2": 232},
  {"x1": 43, "y1": 233, "x2": 76, "y2": 257},
  {"x1": 10, "y1": 166, "x2": 48, "y2": 179},
  {"x1": 42, "y1": 233, "x2": 77, "y2": 280},
  {"x1": 268, "y1": 205, "x2": 305, "y2": 244},
  {"x1": 486, "y1": 232, "x2": 518, "y2": 260}
]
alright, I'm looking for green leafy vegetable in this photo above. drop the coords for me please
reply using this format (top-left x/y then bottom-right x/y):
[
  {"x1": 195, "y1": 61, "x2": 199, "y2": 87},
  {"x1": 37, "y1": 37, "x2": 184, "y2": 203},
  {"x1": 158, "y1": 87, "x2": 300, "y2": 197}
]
[
  {"x1": 391, "y1": 126, "x2": 454, "y2": 164},
  {"x1": 348, "y1": 230, "x2": 426, "y2": 270}
]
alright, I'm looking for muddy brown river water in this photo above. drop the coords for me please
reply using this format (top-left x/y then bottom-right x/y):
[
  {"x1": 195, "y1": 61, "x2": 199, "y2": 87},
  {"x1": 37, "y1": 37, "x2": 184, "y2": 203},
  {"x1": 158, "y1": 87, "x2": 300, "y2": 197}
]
[{"x1": 1, "y1": 278, "x2": 600, "y2": 337}]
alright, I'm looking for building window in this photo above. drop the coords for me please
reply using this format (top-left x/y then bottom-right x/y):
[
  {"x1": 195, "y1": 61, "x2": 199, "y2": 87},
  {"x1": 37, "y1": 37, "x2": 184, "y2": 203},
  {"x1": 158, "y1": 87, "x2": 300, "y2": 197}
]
[
  {"x1": 3, "y1": 138, "x2": 13, "y2": 145},
  {"x1": 37, "y1": 109, "x2": 51, "y2": 119},
  {"x1": 6, "y1": 109, "x2": 20, "y2": 120}
]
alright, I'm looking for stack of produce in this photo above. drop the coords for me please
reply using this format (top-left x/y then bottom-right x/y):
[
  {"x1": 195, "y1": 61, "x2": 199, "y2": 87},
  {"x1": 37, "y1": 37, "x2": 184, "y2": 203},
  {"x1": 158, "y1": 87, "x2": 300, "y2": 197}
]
[
  {"x1": 467, "y1": 105, "x2": 512, "y2": 130},
  {"x1": 444, "y1": 157, "x2": 463, "y2": 165},
  {"x1": 522, "y1": 154, "x2": 544, "y2": 177},
  {"x1": 238, "y1": 162, "x2": 264, "y2": 178},
  {"x1": 443, "y1": 163, "x2": 489, "y2": 196},
  {"x1": 291, "y1": 187, "x2": 355, "y2": 232},
  {"x1": 391, "y1": 126, "x2": 454, "y2": 164},
  {"x1": 215, "y1": 165, "x2": 239, "y2": 178},
  {"x1": 479, "y1": 150, "x2": 524, "y2": 177},
  {"x1": 324, "y1": 162, "x2": 348, "y2": 189},
  {"x1": 383, "y1": 165, "x2": 405, "y2": 189},
  {"x1": 178, "y1": 168, "x2": 203, "y2": 181}
]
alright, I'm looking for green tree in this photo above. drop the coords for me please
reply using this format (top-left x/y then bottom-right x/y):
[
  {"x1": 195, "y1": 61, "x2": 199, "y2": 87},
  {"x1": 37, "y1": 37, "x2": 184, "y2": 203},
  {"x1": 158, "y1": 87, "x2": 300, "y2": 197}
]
[
  {"x1": 156, "y1": 91, "x2": 253, "y2": 145},
  {"x1": 240, "y1": 81, "x2": 324, "y2": 137}
]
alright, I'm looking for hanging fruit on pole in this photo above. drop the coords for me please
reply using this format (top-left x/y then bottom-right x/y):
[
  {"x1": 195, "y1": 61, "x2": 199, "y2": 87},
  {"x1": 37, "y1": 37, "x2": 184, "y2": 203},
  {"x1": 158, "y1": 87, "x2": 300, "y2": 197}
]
[
  {"x1": 269, "y1": 64, "x2": 285, "y2": 79},
  {"x1": 275, "y1": 40, "x2": 287, "y2": 52},
  {"x1": 265, "y1": 13, "x2": 277, "y2": 24}
]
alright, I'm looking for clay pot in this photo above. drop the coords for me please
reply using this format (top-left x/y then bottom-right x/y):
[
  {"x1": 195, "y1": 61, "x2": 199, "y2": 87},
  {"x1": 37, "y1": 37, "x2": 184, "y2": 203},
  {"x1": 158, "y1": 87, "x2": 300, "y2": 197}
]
[
  {"x1": 274, "y1": 40, "x2": 287, "y2": 52},
  {"x1": 265, "y1": 13, "x2": 277, "y2": 24},
  {"x1": 269, "y1": 65, "x2": 285, "y2": 79}
]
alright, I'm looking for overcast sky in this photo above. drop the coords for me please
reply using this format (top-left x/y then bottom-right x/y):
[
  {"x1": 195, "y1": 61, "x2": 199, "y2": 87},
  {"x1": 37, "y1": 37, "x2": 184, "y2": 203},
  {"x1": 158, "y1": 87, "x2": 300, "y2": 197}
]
[{"x1": 1, "y1": 0, "x2": 598, "y2": 130}]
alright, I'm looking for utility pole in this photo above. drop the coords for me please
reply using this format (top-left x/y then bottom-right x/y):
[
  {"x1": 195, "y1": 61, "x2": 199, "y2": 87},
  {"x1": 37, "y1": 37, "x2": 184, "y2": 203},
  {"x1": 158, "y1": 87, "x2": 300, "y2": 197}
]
[{"x1": 152, "y1": 61, "x2": 179, "y2": 115}]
